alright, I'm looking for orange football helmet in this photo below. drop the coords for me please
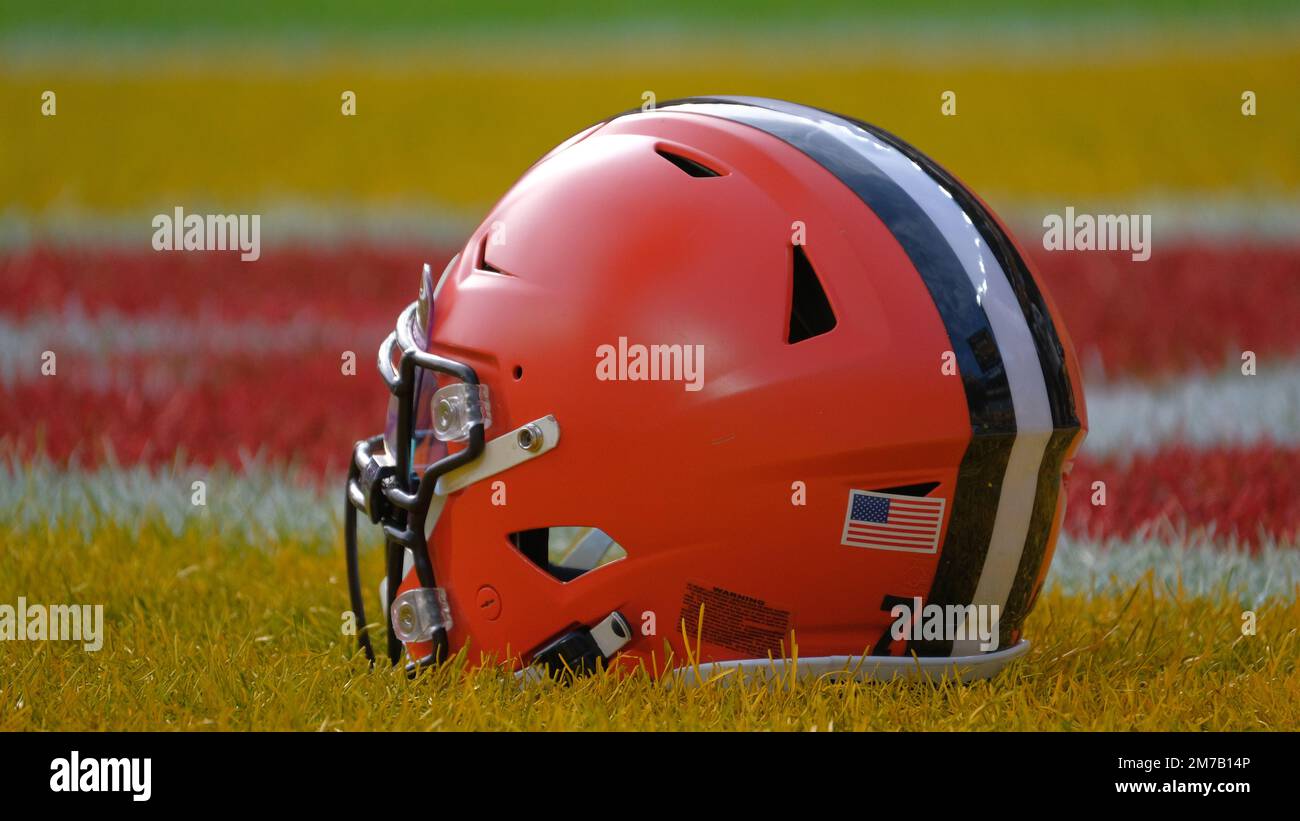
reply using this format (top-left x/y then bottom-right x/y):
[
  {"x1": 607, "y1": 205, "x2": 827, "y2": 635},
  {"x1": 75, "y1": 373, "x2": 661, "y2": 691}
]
[{"x1": 344, "y1": 97, "x2": 1087, "y2": 682}]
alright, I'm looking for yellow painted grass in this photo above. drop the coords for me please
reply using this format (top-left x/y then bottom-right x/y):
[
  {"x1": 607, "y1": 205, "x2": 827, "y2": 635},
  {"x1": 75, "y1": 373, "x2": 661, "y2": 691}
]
[
  {"x1": 2, "y1": 37, "x2": 1298, "y2": 218},
  {"x1": 0, "y1": 518, "x2": 1296, "y2": 731}
]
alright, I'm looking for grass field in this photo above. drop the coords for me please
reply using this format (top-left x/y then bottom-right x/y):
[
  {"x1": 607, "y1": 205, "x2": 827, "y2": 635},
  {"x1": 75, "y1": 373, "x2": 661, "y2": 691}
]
[
  {"x1": 1, "y1": 481, "x2": 1296, "y2": 732},
  {"x1": 1, "y1": 0, "x2": 1296, "y2": 734},
  {"x1": 5, "y1": 0, "x2": 1298, "y2": 34}
]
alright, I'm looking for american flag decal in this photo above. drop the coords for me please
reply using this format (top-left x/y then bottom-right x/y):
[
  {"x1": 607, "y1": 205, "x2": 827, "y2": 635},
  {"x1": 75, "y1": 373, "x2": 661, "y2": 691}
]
[{"x1": 840, "y1": 490, "x2": 947, "y2": 553}]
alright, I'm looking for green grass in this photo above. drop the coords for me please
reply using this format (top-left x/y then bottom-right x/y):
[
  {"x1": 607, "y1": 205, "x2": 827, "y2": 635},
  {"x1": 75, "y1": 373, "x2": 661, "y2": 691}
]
[
  {"x1": 2, "y1": 0, "x2": 1297, "y2": 37},
  {"x1": 1, "y1": 511, "x2": 1296, "y2": 731}
]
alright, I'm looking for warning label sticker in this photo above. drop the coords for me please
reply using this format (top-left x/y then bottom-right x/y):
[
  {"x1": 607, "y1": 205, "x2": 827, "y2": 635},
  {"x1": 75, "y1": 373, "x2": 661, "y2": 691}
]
[{"x1": 678, "y1": 583, "x2": 792, "y2": 658}]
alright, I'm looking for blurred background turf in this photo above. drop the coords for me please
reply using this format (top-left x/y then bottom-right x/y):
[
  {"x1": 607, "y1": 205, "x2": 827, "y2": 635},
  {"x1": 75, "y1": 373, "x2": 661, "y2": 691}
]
[
  {"x1": 2, "y1": 1, "x2": 1297, "y2": 233},
  {"x1": 3, "y1": 0, "x2": 1299, "y2": 32}
]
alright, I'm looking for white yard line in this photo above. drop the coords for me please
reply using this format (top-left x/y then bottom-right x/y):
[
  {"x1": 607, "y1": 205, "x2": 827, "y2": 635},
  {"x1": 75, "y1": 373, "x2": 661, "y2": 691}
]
[
  {"x1": 2, "y1": 458, "x2": 1296, "y2": 602},
  {"x1": 1047, "y1": 533, "x2": 1300, "y2": 606},
  {"x1": 1005, "y1": 197, "x2": 1300, "y2": 244},
  {"x1": 0, "y1": 204, "x2": 472, "y2": 251},
  {"x1": 0, "y1": 457, "x2": 348, "y2": 549},
  {"x1": 0, "y1": 309, "x2": 367, "y2": 390},
  {"x1": 1082, "y1": 362, "x2": 1300, "y2": 457}
]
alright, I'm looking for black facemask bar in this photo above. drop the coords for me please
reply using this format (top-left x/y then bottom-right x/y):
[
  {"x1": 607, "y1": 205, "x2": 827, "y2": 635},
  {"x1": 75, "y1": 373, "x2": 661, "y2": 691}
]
[{"x1": 344, "y1": 301, "x2": 486, "y2": 667}]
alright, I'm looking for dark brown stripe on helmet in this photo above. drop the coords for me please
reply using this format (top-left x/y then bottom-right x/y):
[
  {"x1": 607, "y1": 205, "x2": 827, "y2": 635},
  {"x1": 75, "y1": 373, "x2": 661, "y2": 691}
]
[{"x1": 998, "y1": 426, "x2": 1081, "y2": 647}]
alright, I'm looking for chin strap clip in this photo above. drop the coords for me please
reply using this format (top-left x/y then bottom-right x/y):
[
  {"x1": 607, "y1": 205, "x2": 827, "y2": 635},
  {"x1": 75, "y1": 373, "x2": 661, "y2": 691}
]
[
  {"x1": 349, "y1": 441, "x2": 396, "y2": 525},
  {"x1": 522, "y1": 611, "x2": 632, "y2": 682}
]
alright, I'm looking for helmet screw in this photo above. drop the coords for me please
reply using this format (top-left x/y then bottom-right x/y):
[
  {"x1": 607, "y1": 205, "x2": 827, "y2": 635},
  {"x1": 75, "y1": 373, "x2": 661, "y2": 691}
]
[
  {"x1": 516, "y1": 423, "x2": 544, "y2": 452},
  {"x1": 396, "y1": 602, "x2": 416, "y2": 633},
  {"x1": 434, "y1": 398, "x2": 453, "y2": 431}
]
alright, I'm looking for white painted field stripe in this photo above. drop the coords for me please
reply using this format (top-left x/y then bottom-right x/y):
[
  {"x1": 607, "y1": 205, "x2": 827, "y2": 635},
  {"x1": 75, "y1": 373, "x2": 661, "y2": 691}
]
[
  {"x1": 4, "y1": 198, "x2": 1297, "y2": 252},
  {"x1": 2, "y1": 457, "x2": 1296, "y2": 601},
  {"x1": 0, "y1": 204, "x2": 473, "y2": 251},
  {"x1": 0, "y1": 456, "x2": 350, "y2": 547},
  {"x1": 1006, "y1": 197, "x2": 1300, "y2": 245},
  {"x1": 1046, "y1": 534, "x2": 1300, "y2": 606},
  {"x1": 1083, "y1": 361, "x2": 1300, "y2": 458},
  {"x1": 0, "y1": 309, "x2": 366, "y2": 390}
]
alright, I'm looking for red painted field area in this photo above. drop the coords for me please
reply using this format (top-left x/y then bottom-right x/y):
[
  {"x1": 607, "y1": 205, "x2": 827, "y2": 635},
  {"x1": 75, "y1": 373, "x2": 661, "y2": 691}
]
[{"x1": 3, "y1": 241, "x2": 1298, "y2": 546}]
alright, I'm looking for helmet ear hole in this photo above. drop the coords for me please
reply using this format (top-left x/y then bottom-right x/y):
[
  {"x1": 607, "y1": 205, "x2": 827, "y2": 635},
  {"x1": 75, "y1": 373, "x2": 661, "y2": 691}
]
[
  {"x1": 509, "y1": 527, "x2": 627, "y2": 583},
  {"x1": 513, "y1": 365, "x2": 524, "y2": 380}
]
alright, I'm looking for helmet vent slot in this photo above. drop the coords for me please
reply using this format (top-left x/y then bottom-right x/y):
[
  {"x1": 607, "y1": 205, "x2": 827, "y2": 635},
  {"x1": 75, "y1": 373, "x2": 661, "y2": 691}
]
[
  {"x1": 655, "y1": 147, "x2": 721, "y2": 178},
  {"x1": 872, "y1": 481, "x2": 941, "y2": 497},
  {"x1": 477, "y1": 234, "x2": 509, "y2": 275},
  {"x1": 509, "y1": 526, "x2": 628, "y2": 583},
  {"x1": 787, "y1": 244, "x2": 836, "y2": 343}
]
